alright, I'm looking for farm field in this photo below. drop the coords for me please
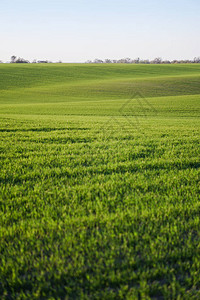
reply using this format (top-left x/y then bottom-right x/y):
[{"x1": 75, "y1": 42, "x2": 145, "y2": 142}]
[{"x1": 0, "y1": 64, "x2": 200, "y2": 299}]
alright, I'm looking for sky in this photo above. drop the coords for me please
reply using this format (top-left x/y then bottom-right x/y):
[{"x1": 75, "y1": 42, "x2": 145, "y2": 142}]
[{"x1": 1, "y1": 0, "x2": 200, "y2": 62}]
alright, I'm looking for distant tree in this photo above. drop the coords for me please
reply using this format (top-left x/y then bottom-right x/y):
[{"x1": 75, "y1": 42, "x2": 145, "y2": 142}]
[
  {"x1": 32, "y1": 59, "x2": 37, "y2": 63},
  {"x1": 124, "y1": 58, "x2": 132, "y2": 63},
  {"x1": 139, "y1": 59, "x2": 150, "y2": 64},
  {"x1": 194, "y1": 57, "x2": 200, "y2": 63},
  {"x1": 37, "y1": 60, "x2": 48, "y2": 63},
  {"x1": 10, "y1": 56, "x2": 29, "y2": 63},
  {"x1": 94, "y1": 59, "x2": 104, "y2": 63},
  {"x1": 162, "y1": 60, "x2": 171, "y2": 64},
  {"x1": 118, "y1": 58, "x2": 126, "y2": 63},
  {"x1": 172, "y1": 60, "x2": 179, "y2": 64},
  {"x1": 151, "y1": 57, "x2": 162, "y2": 64},
  {"x1": 133, "y1": 57, "x2": 140, "y2": 64},
  {"x1": 11, "y1": 55, "x2": 17, "y2": 63},
  {"x1": 15, "y1": 57, "x2": 29, "y2": 63},
  {"x1": 104, "y1": 59, "x2": 112, "y2": 63}
]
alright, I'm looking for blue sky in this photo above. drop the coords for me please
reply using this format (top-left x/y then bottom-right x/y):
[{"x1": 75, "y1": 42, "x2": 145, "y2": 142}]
[{"x1": 1, "y1": 0, "x2": 200, "y2": 62}]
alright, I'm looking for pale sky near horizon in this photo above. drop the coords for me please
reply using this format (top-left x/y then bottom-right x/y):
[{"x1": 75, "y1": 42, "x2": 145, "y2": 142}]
[{"x1": 1, "y1": 0, "x2": 200, "y2": 62}]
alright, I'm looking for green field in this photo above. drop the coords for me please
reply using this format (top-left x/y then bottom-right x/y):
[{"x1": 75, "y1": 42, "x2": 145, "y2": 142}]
[{"x1": 0, "y1": 64, "x2": 200, "y2": 299}]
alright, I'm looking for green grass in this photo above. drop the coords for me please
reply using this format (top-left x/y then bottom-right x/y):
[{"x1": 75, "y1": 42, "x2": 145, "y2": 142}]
[{"x1": 0, "y1": 64, "x2": 200, "y2": 299}]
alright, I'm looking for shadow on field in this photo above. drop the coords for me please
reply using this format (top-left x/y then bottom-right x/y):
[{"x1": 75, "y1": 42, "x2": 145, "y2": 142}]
[
  {"x1": 88, "y1": 161, "x2": 200, "y2": 176},
  {"x1": 29, "y1": 137, "x2": 93, "y2": 144},
  {"x1": 0, "y1": 127, "x2": 89, "y2": 133},
  {"x1": 1, "y1": 161, "x2": 198, "y2": 186}
]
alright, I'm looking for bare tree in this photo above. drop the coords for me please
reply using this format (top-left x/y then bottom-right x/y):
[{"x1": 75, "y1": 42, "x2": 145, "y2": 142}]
[
  {"x1": 11, "y1": 56, "x2": 17, "y2": 63},
  {"x1": 104, "y1": 59, "x2": 112, "y2": 63},
  {"x1": 151, "y1": 57, "x2": 162, "y2": 64},
  {"x1": 194, "y1": 57, "x2": 200, "y2": 63},
  {"x1": 94, "y1": 59, "x2": 104, "y2": 63}
]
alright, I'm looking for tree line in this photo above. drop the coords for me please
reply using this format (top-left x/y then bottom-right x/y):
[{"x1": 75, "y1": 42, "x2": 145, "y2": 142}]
[
  {"x1": 0, "y1": 56, "x2": 200, "y2": 64},
  {"x1": 0, "y1": 56, "x2": 62, "y2": 64},
  {"x1": 85, "y1": 57, "x2": 200, "y2": 64}
]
